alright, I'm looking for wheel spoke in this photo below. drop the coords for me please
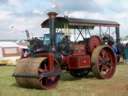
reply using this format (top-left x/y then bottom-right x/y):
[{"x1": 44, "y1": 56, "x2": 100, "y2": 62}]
[
  {"x1": 101, "y1": 49, "x2": 106, "y2": 58},
  {"x1": 99, "y1": 49, "x2": 113, "y2": 73}
]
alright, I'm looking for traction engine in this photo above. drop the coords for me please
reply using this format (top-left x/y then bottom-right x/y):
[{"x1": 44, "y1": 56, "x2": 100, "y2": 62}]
[{"x1": 13, "y1": 12, "x2": 119, "y2": 89}]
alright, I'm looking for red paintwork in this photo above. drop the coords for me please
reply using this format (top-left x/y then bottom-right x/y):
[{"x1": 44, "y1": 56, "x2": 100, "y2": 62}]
[
  {"x1": 68, "y1": 55, "x2": 91, "y2": 69},
  {"x1": 61, "y1": 43, "x2": 91, "y2": 70},
  {"x1": 47, "y1": 53, "x2": 55, "y2": 71}
]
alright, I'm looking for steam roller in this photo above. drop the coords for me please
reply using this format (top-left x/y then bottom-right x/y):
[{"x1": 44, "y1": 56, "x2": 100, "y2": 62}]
[{"x1": 13, "y1": 11, "x2": 120, "y2": 90}]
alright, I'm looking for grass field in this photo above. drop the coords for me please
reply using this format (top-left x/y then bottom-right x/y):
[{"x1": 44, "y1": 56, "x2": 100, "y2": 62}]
[{"x1": 0, "y1": 64, "x2": 128, "y2": 96}]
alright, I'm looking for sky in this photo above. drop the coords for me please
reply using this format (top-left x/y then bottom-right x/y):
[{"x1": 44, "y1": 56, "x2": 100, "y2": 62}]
[{"x1": 0, "y1": 0, "x2": 128, "y2": 40}]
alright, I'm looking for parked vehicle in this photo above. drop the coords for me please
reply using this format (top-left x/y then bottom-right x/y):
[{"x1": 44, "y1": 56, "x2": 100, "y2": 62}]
[{"x1": 0, "y1": 42, "x2": 27, "y2": 65}]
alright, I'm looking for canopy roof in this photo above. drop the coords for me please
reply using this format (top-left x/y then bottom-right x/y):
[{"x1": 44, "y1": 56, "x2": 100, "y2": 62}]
[{"x1": 41, "y1": 17, "x2": 119, "y2": 28}]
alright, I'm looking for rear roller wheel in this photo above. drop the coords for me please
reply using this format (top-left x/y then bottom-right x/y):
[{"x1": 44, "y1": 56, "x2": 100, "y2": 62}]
[
  {"x1": 70, "y1": 69, "x2": 89, "y2": 78},
  {"x1": 91, "y1": 45, "x2": 116, "y2": 79}
]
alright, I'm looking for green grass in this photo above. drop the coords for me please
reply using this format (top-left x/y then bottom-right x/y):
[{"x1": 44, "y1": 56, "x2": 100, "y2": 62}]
[{"x1": 0, "y1": 64, "x2": 128, "y2": 96}]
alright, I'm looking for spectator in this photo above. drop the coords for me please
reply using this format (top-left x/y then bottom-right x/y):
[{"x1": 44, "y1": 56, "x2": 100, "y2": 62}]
[{"x1": 124, "y1": 43, "x2": 128, "y2": 64}]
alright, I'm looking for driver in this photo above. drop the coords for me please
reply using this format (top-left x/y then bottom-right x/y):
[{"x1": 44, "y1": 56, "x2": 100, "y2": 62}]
[{"x1": 59, "y1": 35, "x2": 73, "y2": 55}]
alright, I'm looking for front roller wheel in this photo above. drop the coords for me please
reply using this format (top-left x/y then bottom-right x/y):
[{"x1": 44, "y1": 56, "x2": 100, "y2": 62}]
[
  {"x1": 13, "y1": 57, "x2": 61, "y2": 90},
  {"x1": 38, "y1": 59, "x2": 60, "y2": 89},
  {"x1": 91, "y1": 45, "x2": 116, "y2": 79}
]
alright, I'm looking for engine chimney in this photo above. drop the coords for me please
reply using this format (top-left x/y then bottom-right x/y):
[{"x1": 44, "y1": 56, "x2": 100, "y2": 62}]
[{"x1": 47, "y1": 12, "x2": 58, "y2": 51}]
